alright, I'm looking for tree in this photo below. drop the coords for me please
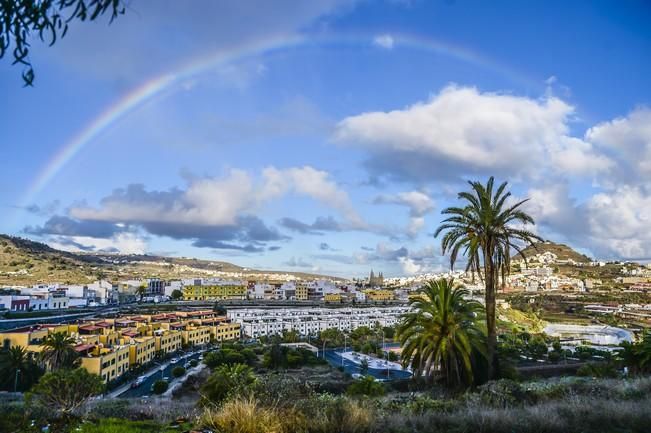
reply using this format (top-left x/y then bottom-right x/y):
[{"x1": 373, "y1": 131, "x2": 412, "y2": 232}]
[
  {"x1": 618, "y1": 331, "x2": 651, "y2": 374},
  {"x1": 346, "y1": 375, "x2": 385, "y2": 397},
  {"x1": 360, "y1": 358, "x2": 369, "y2": 375},
  {"x1": 172, "y1": 366, "x2": 186, "y2": 378},
  {"x1": 397, "y1": 279, "x2": 485, "y2": 387},
  {"x1": 0, "y1": 346, "x2": 43, "y2": 392},
  {"x1": 136, "y1": 284, "x2": 147, "y2": 301},
  {"x1": 28, "y1": 368, "x2": 104, "y2": 414},
  {"x1": 171, "y1": 289, "x2": 183, "y2": 300},
  {"x1": 200, "y1": 363, "x2": 256, "y2": 405},
  {"x1": 434, "y1": 177, "x2": 541, "y2": 379},
  {"x1": 282, "y1": 329, "x2": 299, "y2": 343},
  {"x1": 152, "y1": 379, "x2": 169, "y2": 394},
  {"x1": 213, "y1": 303, "x2": 227, "y2": 315},
  {"x1": 40, "y1": 332, "x2": 79, "y2": 370},
  {"x1": 0, "y1": 0, "x2": 125, "y2": 86}
]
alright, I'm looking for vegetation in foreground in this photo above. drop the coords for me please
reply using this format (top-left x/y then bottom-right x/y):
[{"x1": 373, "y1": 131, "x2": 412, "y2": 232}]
[{"x1": 3, "y1": 375, "x2": 651, "y2": 433}]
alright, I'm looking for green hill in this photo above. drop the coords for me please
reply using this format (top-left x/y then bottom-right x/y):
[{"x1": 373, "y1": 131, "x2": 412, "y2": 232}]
[
  {"x1": 0, "y1": 235, "x2": 339, "y2": 285},
  {"x1": 512, "y1": 241, "x2": 592, "y2": 264}
]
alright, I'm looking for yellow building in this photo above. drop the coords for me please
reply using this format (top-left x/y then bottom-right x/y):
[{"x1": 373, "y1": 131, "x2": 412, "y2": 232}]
[
  {"x1": 324, "y1": 293, "x2": 342, "y2": 303},
  {"x1": 295, "y1": 284, "x2": 308, "y2": 301},
  {"x1": 0, "y1": 326, "x2": 49, "y2": 352},
  {"x1": 364, "y1": 289, "x2": 394, "y2": 302},
  {"x1": 154, "y1": 330, "x2": 183, "y2": 354},
  {"x1": 182, "y1": 284, "x2": 246, "y2": 301},
  {"x1": 80, "y1": 345, "x2": 130, "y2": 383},
  {"x1": 182, "y1": 325, "x2": 211, "y2": 346},
  {"x1": 211, "y1": 322, "x2": 241, "y2": 342},
  {"x1": 407, "y1": 292, "x2": 428, "y2": 302},
  {"x1": 127, "y1": 336, "x2": 156, "y2": 366}
]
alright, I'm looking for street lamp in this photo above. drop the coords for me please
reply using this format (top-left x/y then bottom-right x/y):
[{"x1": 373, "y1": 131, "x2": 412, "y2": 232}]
[
  {"x1": 14, "y1": 369, "x2": 20, "y2": 392},
  {"x1": 341, "y1": 334, "x2": 348, "y2": 367}
]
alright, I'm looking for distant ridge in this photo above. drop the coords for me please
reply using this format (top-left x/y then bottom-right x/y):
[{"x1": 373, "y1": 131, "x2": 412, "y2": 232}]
[
  {"x1": 512, "y1": 240, "x2": 592, "y2": 264},
  {"x1": 0, "y1": 234, "x2": 340, "y2": 285}
]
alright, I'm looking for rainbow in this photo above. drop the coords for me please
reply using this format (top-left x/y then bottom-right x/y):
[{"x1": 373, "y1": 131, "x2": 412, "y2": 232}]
[{"x1": 22, "y1": 32, "x2": 537, "y2": 208}]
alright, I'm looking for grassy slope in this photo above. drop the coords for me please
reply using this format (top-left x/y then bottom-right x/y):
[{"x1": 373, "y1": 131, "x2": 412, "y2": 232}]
[
  {"x1": 513, "y1": 241, "x2": 592, "y2": 263},
  {"x1": 0, "y1": 235, "x2": 341, "y2": 285}
]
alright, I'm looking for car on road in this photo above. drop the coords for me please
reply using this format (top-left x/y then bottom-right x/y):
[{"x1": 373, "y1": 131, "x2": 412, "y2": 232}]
[
  {"x1": 131, "y1": 376, "x2": 146, "y2": 388},
  {"x1": 170, "y1": 357, "x2": 180, "y2": 363}
]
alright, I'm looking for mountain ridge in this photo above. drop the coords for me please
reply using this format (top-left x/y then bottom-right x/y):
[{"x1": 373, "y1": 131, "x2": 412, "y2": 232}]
[{"x1": 0, "y1": 234, "x2": 341, "y2": 285}]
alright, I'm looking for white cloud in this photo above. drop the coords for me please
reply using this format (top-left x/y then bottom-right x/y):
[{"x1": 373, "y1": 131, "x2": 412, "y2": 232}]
[
  {"x1": 335, "y1": 85, "x2": 612, "y2": 181},
  {"x1": 373, "y1": 34, "x2": 394, "y2": 49},
  {"x1": 49, "y1": 233, "x2": 148, "y2": 254},
  {"x1": 398, "y1": 257, "x2": 422, "y2": 275},
  {"x1": 584, "y1": 186, "x2": 651, "y2": 259},
  {"x1": 71, "y1": 165, "x2": 367, "y2": 231},
  {"x1": 374, "y1": 190, "x2": 434, "y2": 236},
  {"x1": 586, "y1": 108, "x2": 651, "y2": 182}
]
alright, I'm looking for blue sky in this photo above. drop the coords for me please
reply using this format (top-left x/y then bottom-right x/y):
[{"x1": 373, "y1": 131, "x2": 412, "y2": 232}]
[{"x1": 2, "y1": 0, "x2": 651, "y2": 277}]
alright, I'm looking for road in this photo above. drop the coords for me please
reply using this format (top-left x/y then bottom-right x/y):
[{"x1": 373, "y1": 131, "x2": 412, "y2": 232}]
[
  {"x1": 322, "y1": 348, "x2": 412, "y2": 381},
  {"x1": 113, "y1": 350, "x2": 206, "y2": 398}
]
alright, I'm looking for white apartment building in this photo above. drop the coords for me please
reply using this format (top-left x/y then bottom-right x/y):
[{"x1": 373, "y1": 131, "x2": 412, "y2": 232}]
[{"x1": 227, "y1": 306, "x2": 409, "y2": 338}]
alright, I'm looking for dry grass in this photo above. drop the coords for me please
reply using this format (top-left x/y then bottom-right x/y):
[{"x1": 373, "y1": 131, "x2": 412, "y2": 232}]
[{"x1": 199, "y1": 397, "x2": 287, "y2": 433}]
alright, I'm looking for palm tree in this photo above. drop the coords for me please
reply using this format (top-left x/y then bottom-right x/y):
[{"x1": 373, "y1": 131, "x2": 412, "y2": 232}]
[
  {"x1": 201, "y1": 363, "x2": 256, "y2": 404},
  {"x1": 397, "y1": 279, "x2": 485, "y2": 387},
  {"x1": 0, "y1": 346, "x2": 43, "y2": 391},
  {"x1": 40, "y1": 332, "x2": 79, "y2": 370},
  {"x1": 434, "y1": 177, "x2": 541, "y2": 379}
]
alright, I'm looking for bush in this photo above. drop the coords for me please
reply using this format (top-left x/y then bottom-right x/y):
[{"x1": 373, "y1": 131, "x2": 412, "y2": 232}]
[
  {"x1": 28, "y1": 368, "x2": 104, "y2": 415},
  {"x1": 200, "y1": 364, "x2": 256, "y2": 405},
  {"x1": 346, "y1": 375, "x2": 385, "y2": 398},
  {"x1": 297, "y1": 394, "x2": 375, "y2": 433},
  {"x1": 199, "y1": 397, "x2": 287, "y2": 433},
  {"x1": 474, "y1": 379, "x2": 532, "y2": 408},
  {"x1": 172, "y1": 366, "x2": 186, "y2": 378},
  {"x1": 151, "y1": 380, "x2": 168, "y2": 394},
  {"x1": 189, "y1": 359, "x2": 198, "y2": 367}
]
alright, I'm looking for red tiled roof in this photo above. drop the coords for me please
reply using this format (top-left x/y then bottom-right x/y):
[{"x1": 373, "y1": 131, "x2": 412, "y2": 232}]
[
  {"x1": 79, "y1": 325, "x2": 102, "y2": 331},
  {"x1": 74, "y1": 344, "x2": 95, "y2": 352}
]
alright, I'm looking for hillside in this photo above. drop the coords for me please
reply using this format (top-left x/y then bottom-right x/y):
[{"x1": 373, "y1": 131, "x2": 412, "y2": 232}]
[
  {"x1": 0, "y1": 235, "x2": 340, "y2": 285},
  {"x1": 512, "y1": 241, "x2": 592, "y2": 264}
]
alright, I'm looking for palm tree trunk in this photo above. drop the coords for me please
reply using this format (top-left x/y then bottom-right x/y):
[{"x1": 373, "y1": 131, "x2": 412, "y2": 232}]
[{"x1": 484, "y1": 246, "x2": 497, "y2": 380}]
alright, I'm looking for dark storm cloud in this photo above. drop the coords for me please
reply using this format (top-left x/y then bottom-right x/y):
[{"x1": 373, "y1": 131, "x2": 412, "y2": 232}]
[
  {"x1": 23, "y1": 215, "x2": 124, "y2": 238},
  {"x1": 278, "y1": 216, "x2": 343, "y2": 235}
]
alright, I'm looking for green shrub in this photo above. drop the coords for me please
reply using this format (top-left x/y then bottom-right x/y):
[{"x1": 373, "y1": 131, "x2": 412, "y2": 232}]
[
  {"x1": 171, "y1": 366, "x2": 186, "y2": 378},
  {"x1": 297, "y1": 394, "x2": 375, "y2": 433},
  {"x1": 346, "y1": 375, "x2": 385, "y2": 397},
  {"x1": 189, "y1": 359, "x2": 198, "y2": 367},
  {"x1": 151, "y1": 380, "x2": 168, "y2": 394},
  {"x1": 474, "y1": 379, "x2": 532, "y2": 408},
  {"x1": 200, "y1": 364, "x2": 256, "y2": 405}
]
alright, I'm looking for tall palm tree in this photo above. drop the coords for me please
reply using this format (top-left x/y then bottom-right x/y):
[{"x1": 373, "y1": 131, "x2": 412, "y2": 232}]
[
  {"x1": 0, "y1": 346, "x2": 43, "y2": 391},
  {"x1": 434, "y1": 177, "x2": 541, "y2": 379},
  {"x1": 40, "y1": 332, "x2": 79, "y2": 370},
  {"x1": 397, "y1": 279, "x2": 485, "y2": 387}
]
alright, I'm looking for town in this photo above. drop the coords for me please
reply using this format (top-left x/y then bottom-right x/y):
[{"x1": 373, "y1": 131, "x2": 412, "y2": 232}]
[{"x1": 2, "y1": 1, "x2": 650, "y2": 432}]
